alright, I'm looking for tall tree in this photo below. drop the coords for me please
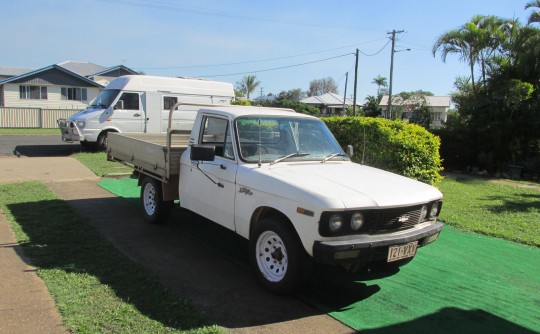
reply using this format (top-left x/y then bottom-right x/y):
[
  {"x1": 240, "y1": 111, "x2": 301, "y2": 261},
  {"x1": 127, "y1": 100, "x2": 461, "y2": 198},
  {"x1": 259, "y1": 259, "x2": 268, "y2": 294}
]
[
  {"x1": 525, "y1": 0, "x2": 540, "y2": 25},
  {"x1": 236, "y1": 75, "x2": 260, "y2": 100},
  {"x1": 308, "y1": 77, "x2": 338, "y2": 96},
  {"x1": 371, "y1": 75, "x2": 388, "y2": 98}
]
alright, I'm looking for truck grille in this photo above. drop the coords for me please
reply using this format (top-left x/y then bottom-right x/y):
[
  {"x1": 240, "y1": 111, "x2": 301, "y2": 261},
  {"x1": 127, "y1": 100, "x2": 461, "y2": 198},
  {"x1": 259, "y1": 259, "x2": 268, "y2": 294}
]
[{"x1": 364, "y1": 205, "x2": 423, "y2": 233}]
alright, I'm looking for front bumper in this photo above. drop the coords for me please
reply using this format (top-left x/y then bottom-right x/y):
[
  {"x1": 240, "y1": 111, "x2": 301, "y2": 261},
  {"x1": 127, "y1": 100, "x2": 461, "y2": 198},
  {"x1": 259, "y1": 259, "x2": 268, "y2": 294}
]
[
  {"x1": 313, "y1": 221, "x2": 443, "y2": 266},
  {"x1": 58, "y1": 118, "x2": 82, "y2": 142}
]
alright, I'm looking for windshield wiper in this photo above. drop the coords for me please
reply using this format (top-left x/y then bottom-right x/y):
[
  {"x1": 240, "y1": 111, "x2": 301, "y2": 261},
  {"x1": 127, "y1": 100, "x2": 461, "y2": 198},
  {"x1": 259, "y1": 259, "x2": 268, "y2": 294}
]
[
  {"x1": 321, "y1": 152, "x2": 347, "y2": 163},
  {"x1": 270, "y1": 152, "x2": 310, "y2": 165}
]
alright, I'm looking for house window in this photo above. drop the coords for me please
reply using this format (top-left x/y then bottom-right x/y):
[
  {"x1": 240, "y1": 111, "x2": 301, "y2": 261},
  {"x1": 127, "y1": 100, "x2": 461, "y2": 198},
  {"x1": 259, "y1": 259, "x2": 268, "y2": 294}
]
[
  {"x1": 19, "y1": 85, "x2": 47, "y2": 100},
  {"x1": 61, "y1": 87, "x2": 88, "y2": 101},
  {"x1": 163, "y1": 96, "x2": 177, "y2": 110}
]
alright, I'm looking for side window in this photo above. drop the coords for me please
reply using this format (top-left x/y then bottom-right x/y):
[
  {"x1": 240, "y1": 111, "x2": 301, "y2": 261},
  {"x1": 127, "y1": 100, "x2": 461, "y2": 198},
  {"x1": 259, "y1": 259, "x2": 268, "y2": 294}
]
[
  {"x1": 163, "y1": 96, "x2": 177, "y2": 110},
  {"x1": 201, "y1": 117, "x2": 235, "y2": 160},
  {"x1": 119, "y1": 92, "x2": 139, "y2": 110}
]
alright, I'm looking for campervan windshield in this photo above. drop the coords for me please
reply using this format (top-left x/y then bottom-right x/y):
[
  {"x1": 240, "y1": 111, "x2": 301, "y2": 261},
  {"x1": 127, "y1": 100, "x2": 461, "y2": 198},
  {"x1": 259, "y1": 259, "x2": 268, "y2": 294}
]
[{"x1": 89, "y1": 89, "x2": 120, "y2": 109}]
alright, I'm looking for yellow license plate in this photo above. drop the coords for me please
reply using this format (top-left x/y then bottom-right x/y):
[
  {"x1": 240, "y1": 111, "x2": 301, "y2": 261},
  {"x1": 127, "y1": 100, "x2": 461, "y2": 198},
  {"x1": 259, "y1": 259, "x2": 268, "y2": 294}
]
[{"x1": 387, "y1": 241, "x2": 418, "y2": 262}]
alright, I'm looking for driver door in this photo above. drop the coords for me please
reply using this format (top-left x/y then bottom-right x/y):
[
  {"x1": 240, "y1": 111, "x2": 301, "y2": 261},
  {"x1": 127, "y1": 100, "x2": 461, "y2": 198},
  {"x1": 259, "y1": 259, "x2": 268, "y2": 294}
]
[{"x1": 111, "y1": 92, "x2": 143, "y2": 132}]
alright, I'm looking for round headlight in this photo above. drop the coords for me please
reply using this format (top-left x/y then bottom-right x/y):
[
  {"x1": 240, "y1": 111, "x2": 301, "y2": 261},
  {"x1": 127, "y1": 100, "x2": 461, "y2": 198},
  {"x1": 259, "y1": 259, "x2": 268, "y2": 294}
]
[
  {"x1": 351, "y1": 212, "x2": 364, "y2": 231},
  {"x1": 329, "y1": 214, "x2": 343, "y2": 232},
  {"x1": 76, "y1": 120, "x2": 86, "y2": 129},
  {"x1": 420, "y1": 205, "x2": 428, "y2": 221},
  {"x1": 429, "y1": 203, "x2": 440, "y2": 218}
]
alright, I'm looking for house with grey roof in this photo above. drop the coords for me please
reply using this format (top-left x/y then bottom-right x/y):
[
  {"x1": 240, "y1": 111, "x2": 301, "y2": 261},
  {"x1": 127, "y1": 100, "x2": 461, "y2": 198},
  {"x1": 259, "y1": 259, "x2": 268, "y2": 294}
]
[
  {"x1": 0, "y1": 61, "x2": 138, "y2": 109},
  {"x1": 379, "y1": 95, "x2": 452, "y2": 128},
  {"x1": 300, "y1": 93, "x2": 354, "y2": 116}
]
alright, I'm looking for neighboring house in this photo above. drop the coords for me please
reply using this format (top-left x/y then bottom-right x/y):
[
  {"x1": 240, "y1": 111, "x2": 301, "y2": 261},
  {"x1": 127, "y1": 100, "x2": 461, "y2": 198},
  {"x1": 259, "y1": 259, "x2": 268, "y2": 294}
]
[
  {"x1": 301, "y1": 93, "x2": 354, "y2": 116},
  {"x1": 379, "y1": 95, "x2": 451, "y2": 128},
  {"x1": 0, "y1": 61, "x2": 139, "y2": 109}
]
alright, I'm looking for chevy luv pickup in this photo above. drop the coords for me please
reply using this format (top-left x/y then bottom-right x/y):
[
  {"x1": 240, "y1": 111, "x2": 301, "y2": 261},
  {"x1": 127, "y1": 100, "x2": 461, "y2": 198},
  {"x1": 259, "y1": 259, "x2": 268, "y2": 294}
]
[{"x1": 107, "y1": 103, "x2": 443, "y2": 294}]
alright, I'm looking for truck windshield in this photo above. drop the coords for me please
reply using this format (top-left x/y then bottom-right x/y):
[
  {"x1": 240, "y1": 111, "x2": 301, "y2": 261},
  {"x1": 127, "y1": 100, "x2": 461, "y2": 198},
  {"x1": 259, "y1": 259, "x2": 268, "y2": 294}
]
[
  {"x1": 89, "y1": 89, "x2": 120, "y2": 109},
  {"x1": 236, "y1": 116, "x2": 347, "y2": 163}
]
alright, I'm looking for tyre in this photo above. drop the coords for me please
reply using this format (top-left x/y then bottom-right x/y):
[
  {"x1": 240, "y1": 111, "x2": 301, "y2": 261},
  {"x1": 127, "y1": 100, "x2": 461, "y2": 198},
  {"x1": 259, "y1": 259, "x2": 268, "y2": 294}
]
[
  {"x1": 96, "y1": 132, "x2": 110, "y2": 151},
  {"x1": 249, "y1": 217, "x2": 305, "y2": 295},
  {"x1": 140, "y1": 177, "x2": 173, "y2": 224}
]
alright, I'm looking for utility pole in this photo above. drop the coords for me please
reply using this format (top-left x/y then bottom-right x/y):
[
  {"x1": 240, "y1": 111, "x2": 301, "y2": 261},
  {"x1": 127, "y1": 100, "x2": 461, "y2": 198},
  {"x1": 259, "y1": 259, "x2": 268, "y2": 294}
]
[
  {"x1": 387, "y1": 29, "x2": 404, "y2": 119},
  {"x1": 260, "y1": 87, "x2": 264, "y2": 98},
  {"x1": 342, "y1": 72, "x2": 348, "y2": 116},
  {"x1": 353, "y1": 49, "x2": 359, "y2": 116}
]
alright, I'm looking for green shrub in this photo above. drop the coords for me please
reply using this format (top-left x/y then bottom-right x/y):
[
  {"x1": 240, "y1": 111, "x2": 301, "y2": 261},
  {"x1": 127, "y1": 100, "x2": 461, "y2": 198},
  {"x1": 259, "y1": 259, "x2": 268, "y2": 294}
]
[
  {"x1": 324, "y1": 116, "x2": 443, "y2": 186},
  {"x1": 231, "y1": 99, "x2": 251, "y2": 106}
]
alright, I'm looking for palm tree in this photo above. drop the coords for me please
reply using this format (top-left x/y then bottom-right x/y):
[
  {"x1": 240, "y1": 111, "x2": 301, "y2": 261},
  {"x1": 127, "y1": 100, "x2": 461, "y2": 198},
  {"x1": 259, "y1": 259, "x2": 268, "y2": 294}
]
[
  {"x1": 433, "y1": 15, "x2": 505, "y2": 95},
  {"x1": 236, "y1": 75, "x2": 260, "y2": 100},
  {"x1": 371, "y1": 75, "x2": 387, "y2": 98},
  {"x1": 525, "y1": 0, "x2": 540, "y2": 25},
  {"x1": 433, "y1": 27, "x2": 479, "y2": 95}
]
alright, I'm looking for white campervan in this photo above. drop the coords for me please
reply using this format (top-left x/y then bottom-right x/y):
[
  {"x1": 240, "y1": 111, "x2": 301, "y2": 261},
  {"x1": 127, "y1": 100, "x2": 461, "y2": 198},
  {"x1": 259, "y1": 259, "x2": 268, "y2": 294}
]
[{"x1": 58, "y1": 75, "x2": 235, "y2": 149}]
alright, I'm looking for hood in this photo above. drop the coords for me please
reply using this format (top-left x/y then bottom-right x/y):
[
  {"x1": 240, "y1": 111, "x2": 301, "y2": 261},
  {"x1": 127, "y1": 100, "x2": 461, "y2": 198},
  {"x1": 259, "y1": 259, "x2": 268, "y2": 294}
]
[
  {"x1": 69, "y1": 107, "x2": 107, "y2": 121},
  {"x1": 240, "y1": 161, "x2": 442, "y2": 210}
]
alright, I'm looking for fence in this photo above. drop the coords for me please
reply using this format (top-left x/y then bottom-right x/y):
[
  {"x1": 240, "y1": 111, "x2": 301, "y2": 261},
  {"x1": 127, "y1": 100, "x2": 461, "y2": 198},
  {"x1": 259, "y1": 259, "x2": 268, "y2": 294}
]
[{"x1": 0, "y1": 107, "x2": 81, "y2": 128}]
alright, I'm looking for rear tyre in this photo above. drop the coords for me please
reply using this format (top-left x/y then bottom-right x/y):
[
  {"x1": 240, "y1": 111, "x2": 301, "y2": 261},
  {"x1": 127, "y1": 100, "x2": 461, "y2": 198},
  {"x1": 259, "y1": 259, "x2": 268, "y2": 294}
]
[
  {"x1": 250, "y1": 217, "x2": 305, "y2": 295},
  {"x1": 140, "y1": 177, "x2": 173, "y2": 224}
]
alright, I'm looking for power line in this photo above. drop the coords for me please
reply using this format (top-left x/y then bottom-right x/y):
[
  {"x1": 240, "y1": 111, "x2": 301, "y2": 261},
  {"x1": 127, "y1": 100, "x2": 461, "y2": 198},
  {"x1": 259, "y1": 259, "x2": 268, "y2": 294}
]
[
  {"x1": 196, "y1": 53, "x2": 354, "y2": 78},
  {"x1": 136, "y1": 38, "x2": 388, "y2": 70},
  {"x1": 96, "y1": 0, "x2": 361, "y2": 31}
]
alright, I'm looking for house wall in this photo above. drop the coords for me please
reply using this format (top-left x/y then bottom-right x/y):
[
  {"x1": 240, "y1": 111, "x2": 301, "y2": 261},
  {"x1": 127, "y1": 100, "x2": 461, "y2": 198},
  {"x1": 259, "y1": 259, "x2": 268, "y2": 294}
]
[{"x1": 2, "y1": 83, "x2": 100, "y2": 109}]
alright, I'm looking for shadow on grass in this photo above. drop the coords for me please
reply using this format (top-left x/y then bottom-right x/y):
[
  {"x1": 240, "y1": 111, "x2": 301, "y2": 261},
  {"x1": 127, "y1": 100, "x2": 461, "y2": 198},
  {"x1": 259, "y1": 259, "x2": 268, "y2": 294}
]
[
  {"x1": 359, "y1": 307, "x2": 538, "y2": 334},
  {"x1": 483, "y1": 193, "x2": 540, "y2": 213},
  {"x1": 6, "y1": 199, "x2": 211, "y2": 332}
]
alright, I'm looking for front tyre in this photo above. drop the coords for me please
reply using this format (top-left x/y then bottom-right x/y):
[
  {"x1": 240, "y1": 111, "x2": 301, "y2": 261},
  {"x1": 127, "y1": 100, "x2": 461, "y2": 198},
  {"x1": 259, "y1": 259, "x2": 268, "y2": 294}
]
[
  {"x1": 250, "y1": 218, "x2": 304, "y2": 295},
  {"x1": 140, "y1": 177, "x2": 173, "y2": 224}
]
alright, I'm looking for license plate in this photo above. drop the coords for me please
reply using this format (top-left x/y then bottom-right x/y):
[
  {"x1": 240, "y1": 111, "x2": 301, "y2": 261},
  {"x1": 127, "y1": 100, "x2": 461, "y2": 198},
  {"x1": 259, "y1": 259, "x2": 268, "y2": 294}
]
[{"x1": 387, "y1": 241, "x2": 418, "y2": 262}]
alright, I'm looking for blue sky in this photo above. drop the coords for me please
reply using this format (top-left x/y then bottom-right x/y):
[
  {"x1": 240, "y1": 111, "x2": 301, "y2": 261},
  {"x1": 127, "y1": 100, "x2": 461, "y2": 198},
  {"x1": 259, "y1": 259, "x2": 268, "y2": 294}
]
[{"x1": 1, "y1": 0, "x2": 532, "y2": 101}]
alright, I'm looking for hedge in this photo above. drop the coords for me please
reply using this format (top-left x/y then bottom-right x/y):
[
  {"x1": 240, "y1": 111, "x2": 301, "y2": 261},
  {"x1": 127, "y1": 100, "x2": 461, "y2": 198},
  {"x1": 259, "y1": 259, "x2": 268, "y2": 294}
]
[{"x1": 324, "y1": 116, "x2": 443, "y2": 186}]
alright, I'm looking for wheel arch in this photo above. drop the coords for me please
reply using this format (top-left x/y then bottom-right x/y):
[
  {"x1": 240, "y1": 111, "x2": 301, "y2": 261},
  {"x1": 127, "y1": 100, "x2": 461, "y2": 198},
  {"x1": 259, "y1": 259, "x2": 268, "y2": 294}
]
[{"x1": 249, "y1": 206, "x2": 303, "y2": 248}]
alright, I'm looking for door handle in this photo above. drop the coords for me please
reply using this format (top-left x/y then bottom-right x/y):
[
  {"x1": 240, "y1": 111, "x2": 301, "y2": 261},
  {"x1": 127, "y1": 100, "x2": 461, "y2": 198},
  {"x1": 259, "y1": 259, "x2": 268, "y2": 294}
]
[{"x1": 133, "y1": 113, "x2": 141, "y2": 117}]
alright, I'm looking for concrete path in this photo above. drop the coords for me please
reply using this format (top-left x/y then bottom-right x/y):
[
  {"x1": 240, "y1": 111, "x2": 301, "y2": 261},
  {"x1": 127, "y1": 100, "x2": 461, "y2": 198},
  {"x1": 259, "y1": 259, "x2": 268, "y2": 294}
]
[{"x1": 0, "y1": 155, "x2": 353, "y2": 334}]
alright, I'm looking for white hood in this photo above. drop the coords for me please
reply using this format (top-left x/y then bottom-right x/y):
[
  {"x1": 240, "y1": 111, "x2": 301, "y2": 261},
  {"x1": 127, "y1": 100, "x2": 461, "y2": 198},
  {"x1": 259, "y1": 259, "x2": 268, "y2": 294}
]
[{"x1": 239, "y1": 161, "x2": 442, "y2": 210}]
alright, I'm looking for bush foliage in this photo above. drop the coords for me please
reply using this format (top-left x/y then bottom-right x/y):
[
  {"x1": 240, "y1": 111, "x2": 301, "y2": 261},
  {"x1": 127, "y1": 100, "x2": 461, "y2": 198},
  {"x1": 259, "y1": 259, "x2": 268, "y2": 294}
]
[{"x1": 324, "y1": 116, "x2": 443, "y2": 186}]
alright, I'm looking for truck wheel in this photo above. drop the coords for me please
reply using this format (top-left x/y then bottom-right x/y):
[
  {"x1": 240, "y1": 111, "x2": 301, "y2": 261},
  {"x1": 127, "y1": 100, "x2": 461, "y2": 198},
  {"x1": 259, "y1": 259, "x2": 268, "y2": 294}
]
[
  {"x1": 250, "y1": 218, "x2": 304, "y2": 295},
  {"x1": 141, "y1": 177, "x2": 173, "y2": 224}
]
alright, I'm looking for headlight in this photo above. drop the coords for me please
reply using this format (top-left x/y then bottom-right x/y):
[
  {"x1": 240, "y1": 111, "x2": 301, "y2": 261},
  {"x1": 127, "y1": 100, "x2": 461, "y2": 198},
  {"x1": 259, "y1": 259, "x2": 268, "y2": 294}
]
[
  {"x1": 329, "y1": 214, "x2": 343, "y2": 232},
  {"x1": 420, "y1": 205, "x2": 428, "y2": 221},
  {"x1": 350, "y1": 212, "x2": 364, "y2": 231},
  {"x1": 429, "y1": 202, "x2": 441, "y2": 218},
  {"x1": 76, "y1": 120, "x2": 86, "y2": 129}
]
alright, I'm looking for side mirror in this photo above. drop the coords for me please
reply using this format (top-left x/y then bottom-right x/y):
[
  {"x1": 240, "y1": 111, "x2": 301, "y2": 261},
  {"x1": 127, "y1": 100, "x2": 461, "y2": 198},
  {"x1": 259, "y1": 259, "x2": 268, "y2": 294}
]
[
  {"x1": 114, "y1": 100, "x2": 124, "y2": 110},
  {"x1": 191, "y1": 145, "x2": 216, "y2": 161},
  {"x1": 346, "y1": 145, "x2": 354, "y2": 158}
]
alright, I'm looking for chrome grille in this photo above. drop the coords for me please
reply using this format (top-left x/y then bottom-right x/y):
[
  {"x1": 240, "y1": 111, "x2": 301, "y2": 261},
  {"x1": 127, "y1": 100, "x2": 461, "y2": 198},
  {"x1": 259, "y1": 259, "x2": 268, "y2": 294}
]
[{"x1": 364, "y1": 205, "x2": 423, "y2": 232}]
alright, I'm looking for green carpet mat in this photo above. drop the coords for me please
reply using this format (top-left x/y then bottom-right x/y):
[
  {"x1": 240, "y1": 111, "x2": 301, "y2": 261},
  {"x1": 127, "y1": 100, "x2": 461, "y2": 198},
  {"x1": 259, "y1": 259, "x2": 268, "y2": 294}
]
[{"x1": 99, "y1": 177, "x2": 540, "y2": 333}]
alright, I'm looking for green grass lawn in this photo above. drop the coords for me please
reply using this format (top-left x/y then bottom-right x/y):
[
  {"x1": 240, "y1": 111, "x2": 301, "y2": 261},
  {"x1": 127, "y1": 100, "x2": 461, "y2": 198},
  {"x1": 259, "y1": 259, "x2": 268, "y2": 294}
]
[
  {"x1": 73, "y1": 152, "x2": 133, "y2": 176},
  {"x1": 0, "y1": 128, "x2": 59, "y2": 135},
  {"x1": 0, "y1": 182, "x2": 220, "y2": 334},
  {"x1": 439, "y1": 174, "x2": 540, "y2": 247}
]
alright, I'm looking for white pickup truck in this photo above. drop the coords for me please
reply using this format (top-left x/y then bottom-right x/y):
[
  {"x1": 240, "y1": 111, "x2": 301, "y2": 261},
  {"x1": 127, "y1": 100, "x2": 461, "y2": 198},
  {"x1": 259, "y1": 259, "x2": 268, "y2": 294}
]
[{"x1": 107, "y1": 103, "x2": 443, "y2": 294}]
